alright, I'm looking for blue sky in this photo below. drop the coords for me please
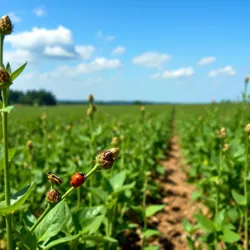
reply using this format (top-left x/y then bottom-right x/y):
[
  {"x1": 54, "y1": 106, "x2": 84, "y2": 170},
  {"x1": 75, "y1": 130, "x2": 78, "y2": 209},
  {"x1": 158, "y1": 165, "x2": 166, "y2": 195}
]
[{"x1": 1, "y1": 0, "x2": 250, "y2": 103}]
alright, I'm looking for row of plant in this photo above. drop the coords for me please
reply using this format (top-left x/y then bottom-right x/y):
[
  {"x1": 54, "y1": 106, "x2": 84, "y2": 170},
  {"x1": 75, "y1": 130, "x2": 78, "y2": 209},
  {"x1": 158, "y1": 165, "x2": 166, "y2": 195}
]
[
  {"x1": 177, "y1": 78, "x2": 250, "y2": 250},
  {"x1": 0, "y1": 14, "x2": 175, "y2": 250}
]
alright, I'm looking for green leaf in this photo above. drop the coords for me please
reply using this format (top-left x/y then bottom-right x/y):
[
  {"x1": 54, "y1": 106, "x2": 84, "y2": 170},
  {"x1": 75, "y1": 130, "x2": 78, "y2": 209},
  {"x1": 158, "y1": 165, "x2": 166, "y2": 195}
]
[
  {"x1": 220, "y1": 229, "x2": 241, "y2": 243},
  {"x1": 0, "y1": 181, "x2": 35, "y2": 215},
  {"x1": 0, "y1": 148, "x2": 16, "y2": 170},
  {"x1": 6, "y1": 62, "x2": 12, "y2": 74},
  {"x1": 109, "y1": 171, "x2": 126, "y2": 191},
  {"x1": 145, "y1": 205, "x2": 164, "y2": 217},
  {"x1": 42, "y1": 234, "x2": 80, "y2": 250},
  {"x1": 143, "y1": 229, "x2": 160, "y2": 238},
  {"x1": 182, "y1": 218, "x2": 192, "y2": 233},
  {"x1": 34, "y1": 201, "x2": 66, "y2": 243},
  {"x1": 195, "y1": 214, "x2": 214, "y2": 231},
  {"x1": 112, "y1": 181, "x2": 136, "y2": 194},
  {"x1": 79, "y1": 235, "x2": 117, "y2": 244},
  {"x1": 62, "y1": 202, "x2": 74, "y2": 234},
  {"x1": 0, "y1": 106, "x2": 14, "y2": 113},
  {"x1": 144, "y1": 246, "x2": 159, "y2": 250},
  {"x1": 80, "y1": 214, "x2": 104, "y2": 234},
  {"x1": 10, "y1": 62, "x2": 27, "y2": 81},
  {"x1": 232, "y1": 190, "x2": 246, "y2": 206}
]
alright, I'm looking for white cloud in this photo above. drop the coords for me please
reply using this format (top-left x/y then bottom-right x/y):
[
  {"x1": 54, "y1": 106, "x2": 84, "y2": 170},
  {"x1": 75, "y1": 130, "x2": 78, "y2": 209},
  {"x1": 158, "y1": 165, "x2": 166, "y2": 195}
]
[
  {"x1": 208, "y1": 66, "x2": 236, "y2": 77},
  {"x1": 75, "y1": 57, "x2": 121, "y2": 74},
  {"x1": 5, "y1": 26, "x2": 72, "y2": 49},
  {"x1": 198, "y1": 56, "x2": 216, "y2": 65},
  {"x1": 4, "y1": 49, "x2": 34, "y2": 66},
  {"x1": 111, "y1": 46, "x2": 125, "y2": 55},
  {"x1": 8, "y1": 12, "x2": 21, "y2": 23},
  {"x1": 75, "y1": 45, "x2": 95, "y2": 59},
  {"x1": 151, "y1": 67, "x2": 194, "y2": 79},
  {"x1": 33, "y1": 7, "x2": 46, "y2": 17},
  {"x1": 132, "y1": 52, "x2": 171, "y2": 68},
  {"x1": 44, "y1": 46, "x2": 74, "y2": 58}
]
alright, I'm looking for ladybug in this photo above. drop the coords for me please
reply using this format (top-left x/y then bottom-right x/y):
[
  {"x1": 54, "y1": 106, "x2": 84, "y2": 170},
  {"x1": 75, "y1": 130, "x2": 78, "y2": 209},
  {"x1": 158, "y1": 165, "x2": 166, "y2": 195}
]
[{"x1": 70, "y1": 172, "x2": 85, "y2": 188}]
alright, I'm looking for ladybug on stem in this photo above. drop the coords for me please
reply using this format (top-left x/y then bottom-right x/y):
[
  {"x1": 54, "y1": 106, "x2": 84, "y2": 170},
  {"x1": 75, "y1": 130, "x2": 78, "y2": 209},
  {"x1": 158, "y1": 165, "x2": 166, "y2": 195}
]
[{"x1": 70, "y1": 172, "x2": 85, "y2": 188}]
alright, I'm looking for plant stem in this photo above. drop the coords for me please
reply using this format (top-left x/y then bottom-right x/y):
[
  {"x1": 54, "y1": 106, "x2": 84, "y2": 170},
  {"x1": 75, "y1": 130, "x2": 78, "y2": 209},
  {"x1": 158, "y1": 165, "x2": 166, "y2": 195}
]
[
  {"x1": 244, "y1": 135, "x2": 249, "y2": 250},
  {"x1": 29, "y1": 204, "x2": 52, "y2": 233},
  {"x1": 85, "y1": 163, "x2": 100, "y2": 179},
  {"x1": 142, "y1": 175, "x2": 148, "y2": 250},
  {"x1": 0, "y1": 34, "x2": 13, "y2": 250},
  {"x1": 0, "y1": 35, "x2": 3, "y2": 67}
]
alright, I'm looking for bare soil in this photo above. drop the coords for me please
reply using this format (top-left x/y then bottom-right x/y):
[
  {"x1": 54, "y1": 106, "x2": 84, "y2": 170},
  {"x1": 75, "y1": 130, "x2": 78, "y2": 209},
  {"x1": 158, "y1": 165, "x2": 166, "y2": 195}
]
[{"x1": 147, "y1": 135, "x2": 205, "y2": 250}]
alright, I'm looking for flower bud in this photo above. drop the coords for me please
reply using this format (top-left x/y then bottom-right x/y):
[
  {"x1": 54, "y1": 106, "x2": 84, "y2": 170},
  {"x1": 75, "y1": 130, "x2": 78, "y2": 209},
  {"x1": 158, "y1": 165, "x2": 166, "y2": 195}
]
[
  {"x1": 120, "y1": 135, "x2": 124, "y2": 141},
  {"x1": 217, "y1": 127, "x2": 226, "y2": 138},
  {"x1": 245, "y1": 123, "x2": 250, "y2": 133},
  {"x1": 245, "y1": 76, "x2": 249, "y2": 84},
  {"x1": 66, "y1": 125, "x2": 72, "y2": 131},
  {"x1": 96, "y1": 147, "x2": 120, "y2": 169},
  {"x1": 46, "y1": 189, "x2": 61, "y2": 204},
  {"x1": 87, "y1": 107, "x2": 93, "y2": 118},
  {"x1": 88, "y1": 94, "x2": 94, "y2": 103},
  {"x1": 0, "y1": 67, "x2": 11, "y2": 89},
  {"x1": 223, "y1": 143, "x2": 229, "y2": 152},
  {"x1": 111, "y1": 137, "x2": 119, "y2": 146},
  {"x1": 26, "y1": 140, "x2": 33, "y2": 151},
  {"x1": 41, "y1": 112, "x2": 47, "y2": 120},
  {"x1": 0, "y1": 15, "x2": 13, "y2": 35},
  {"x1": 140, "y1": 106, "x2": 145, "y2": 113}
]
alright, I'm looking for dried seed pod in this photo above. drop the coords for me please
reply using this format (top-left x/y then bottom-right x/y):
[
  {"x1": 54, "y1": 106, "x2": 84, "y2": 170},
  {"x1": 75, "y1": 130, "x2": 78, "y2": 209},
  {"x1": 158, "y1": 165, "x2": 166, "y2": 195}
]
[
  {"x1": 223, "y1": 143, "x2": 229, "y2": 152},
  {"x1": 0, "y1": 15, "x2": 14, "y2": 35},
  {"x1": 88, "y1": 94, "x2": 94, "y2": 103},
  {"x1": 26, "y1": 140, "x2": 33, "y2": 151},
  {"x1": 245, "y1": 76, "x2": 249, "y2": 84},
  {"x1": 46, "y1": 189, "x2": 61, "y2": 204},
  {"x1": 111, "y1": 137, "x2": 119, "y2": 146},
  {"x1": 0, "y1": 67, "x2": 11, "y2": 88},
  {"x1": 245, "y1": 123, "x2": 250, "y2": 133},
  {"x1": 96, "y1": 148, "x2": 120, "y2": 169}
]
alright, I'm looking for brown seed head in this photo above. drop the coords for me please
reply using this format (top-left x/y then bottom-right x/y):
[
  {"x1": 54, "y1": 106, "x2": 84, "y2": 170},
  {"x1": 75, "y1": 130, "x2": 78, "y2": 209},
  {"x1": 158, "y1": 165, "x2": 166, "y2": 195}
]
[
  {"x1": 96, "y1": 147, "x2": 120, "y2": 169},
  {"x1": 88, "y1": 94, "x2": 94, "y2": 103},
  {"x1": 245, "y1": 123, "x2": 250, "y2": 133},
  {"x1": 217, "y1": 127, "x2": 226, "y2": 138},
  {"x1": 245, "y1": 76, "x2": 249, "y2": 84},
  {"x1": 0, "y1": 67, "x2": 11, "y2": 88},
  {"x1": 140, "y1": 106, "x2": 145, "y2": 112},
  {"x1": 41, "y1": 112, "x2": 47, "y2": 120},
  {"x1": 223, "y1": 143, "x2": 229, "y2": 152},
  {"x1": 26, "y1": 140, "x2": 33, "y2": 151},
  {"x1": 87, "y1": 107, "x2": 93, "y2": 118},
  {"x1": 111, "y1": 137, "x2": 119, "y2": 146},
  {"x1": 46, "y1": 189, "x2": 61, "y2": 204},
  {"x1": 66, "y1": 125, "x2": 72, "y2": 131},
  {"x1": 0, "y1": 15, "x2": 13, "y2": 35}
]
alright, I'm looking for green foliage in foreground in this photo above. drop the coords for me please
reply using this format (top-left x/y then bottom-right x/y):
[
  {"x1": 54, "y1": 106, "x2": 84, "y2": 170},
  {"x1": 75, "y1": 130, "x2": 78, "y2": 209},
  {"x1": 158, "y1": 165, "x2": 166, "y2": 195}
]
[{"x1": 0, "y1": 103, "x2": 173, "y2": 249}]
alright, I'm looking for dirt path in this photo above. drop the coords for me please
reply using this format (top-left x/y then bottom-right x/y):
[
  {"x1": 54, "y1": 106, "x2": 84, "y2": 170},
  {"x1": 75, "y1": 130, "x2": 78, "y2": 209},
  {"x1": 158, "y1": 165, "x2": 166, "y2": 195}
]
[{"x1": 149, "y1": 135, "x2": 203, "y2": 250}]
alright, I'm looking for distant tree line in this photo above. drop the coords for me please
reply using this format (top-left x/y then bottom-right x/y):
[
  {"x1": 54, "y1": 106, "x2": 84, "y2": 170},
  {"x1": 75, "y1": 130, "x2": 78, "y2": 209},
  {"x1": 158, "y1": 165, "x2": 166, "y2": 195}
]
[{"x1": 5, "y1": 89, "x2": 57, "y2": 106}]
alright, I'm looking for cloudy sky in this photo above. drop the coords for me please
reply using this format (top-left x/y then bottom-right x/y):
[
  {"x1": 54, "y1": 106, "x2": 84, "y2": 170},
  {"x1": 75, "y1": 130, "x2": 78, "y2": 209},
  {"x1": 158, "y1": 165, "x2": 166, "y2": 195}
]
[{"x1": 2, "y1": 0, "x2": 250, "y2": 102}]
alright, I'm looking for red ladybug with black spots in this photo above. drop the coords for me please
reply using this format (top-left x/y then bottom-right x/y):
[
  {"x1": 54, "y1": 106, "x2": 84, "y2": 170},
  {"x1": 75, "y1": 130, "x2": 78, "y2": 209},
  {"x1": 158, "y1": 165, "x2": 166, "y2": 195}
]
[{"x1": 70, "y1": 172, "x2": 85, "y2": 188}]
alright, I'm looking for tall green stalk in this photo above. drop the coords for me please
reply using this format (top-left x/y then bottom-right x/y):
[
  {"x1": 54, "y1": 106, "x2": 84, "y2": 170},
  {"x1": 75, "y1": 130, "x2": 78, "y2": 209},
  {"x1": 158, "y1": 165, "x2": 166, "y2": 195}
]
[
  {"x1": 0, "y1": 34, "x2": 13, "y2": 250},
  {"x1": 244, "y1": 134, "x2": 249, "y2": 250}
]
